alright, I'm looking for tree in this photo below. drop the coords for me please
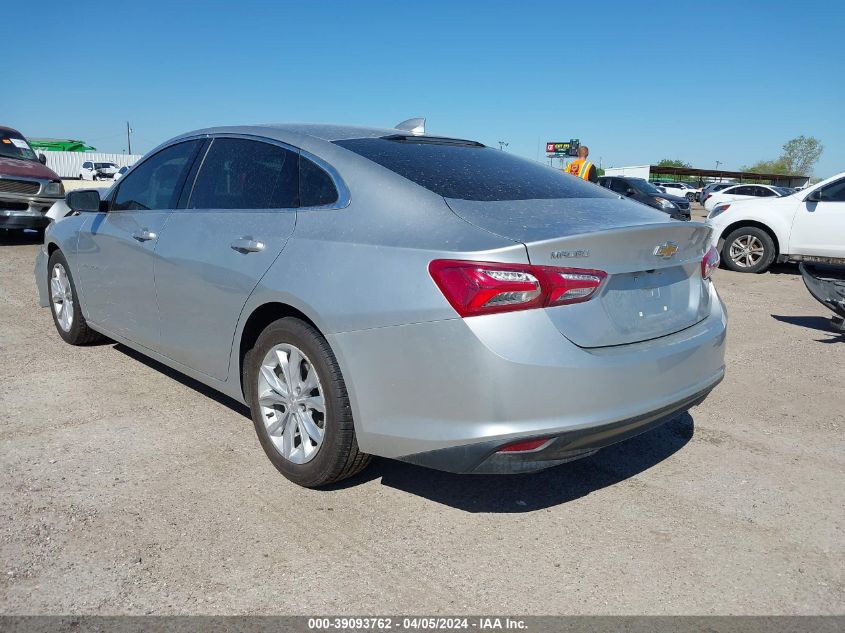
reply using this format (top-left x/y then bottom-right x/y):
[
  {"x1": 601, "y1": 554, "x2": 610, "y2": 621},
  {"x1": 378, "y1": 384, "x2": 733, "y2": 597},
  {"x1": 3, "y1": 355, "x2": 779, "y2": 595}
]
[
  {"x1": 742, "y1": 136, "x2": 823, "y2": 175},
  {"x1": 657, "y1": 158, "x2": 691, "y2": 168},
  {"x1": 741, "y1": 158, "x2": 790, "y2": 175},
  {"x1": 780, "y1": 136, "x2": 823, "y2": 176}
]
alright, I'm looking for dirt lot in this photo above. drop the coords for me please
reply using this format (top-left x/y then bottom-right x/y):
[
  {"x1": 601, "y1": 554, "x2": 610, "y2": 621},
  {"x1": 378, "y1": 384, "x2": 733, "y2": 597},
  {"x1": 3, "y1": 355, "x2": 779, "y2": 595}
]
[{"x1": 1, "y1": 217, "x2": 843, "y2": 615}]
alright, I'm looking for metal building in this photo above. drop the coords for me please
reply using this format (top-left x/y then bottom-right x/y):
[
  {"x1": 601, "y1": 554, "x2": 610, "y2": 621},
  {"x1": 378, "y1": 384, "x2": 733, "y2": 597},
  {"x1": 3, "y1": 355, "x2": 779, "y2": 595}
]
[{"x1": 42, "y1": 151, "x2": 143, "y2": 179}]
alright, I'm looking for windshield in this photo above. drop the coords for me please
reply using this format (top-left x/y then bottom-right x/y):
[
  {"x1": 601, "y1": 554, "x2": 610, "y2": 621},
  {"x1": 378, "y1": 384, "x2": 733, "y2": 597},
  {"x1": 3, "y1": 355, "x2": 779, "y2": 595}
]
[
  {"x1": 334, "y1": 136, "x2": 616, "y2": 201},
  {"x1": 95, "y1": 162, "x2": 116, "y2": 169},
  {"x1": 0, "y1": 131, "x2": 38, "y2": 162},
  {"x1": 774, "y1": 186, "x2": 794, "y2": 196},
  {"x1": 630, "y1": 178, "x2": 664, "y2": 195}
]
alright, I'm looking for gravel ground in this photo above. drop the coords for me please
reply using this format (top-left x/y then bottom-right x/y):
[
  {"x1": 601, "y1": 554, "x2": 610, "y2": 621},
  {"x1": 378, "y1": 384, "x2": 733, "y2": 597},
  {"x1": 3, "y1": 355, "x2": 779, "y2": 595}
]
[{"x1": 1, "y1": 218, "x2": 843, "y2": 615}]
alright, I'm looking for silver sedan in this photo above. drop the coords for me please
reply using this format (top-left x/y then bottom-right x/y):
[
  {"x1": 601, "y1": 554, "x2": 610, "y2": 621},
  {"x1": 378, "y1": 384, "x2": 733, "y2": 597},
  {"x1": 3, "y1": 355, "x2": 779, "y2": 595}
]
[{"x1": 35, "y1": 122, "x2": 727, "y2": 487}]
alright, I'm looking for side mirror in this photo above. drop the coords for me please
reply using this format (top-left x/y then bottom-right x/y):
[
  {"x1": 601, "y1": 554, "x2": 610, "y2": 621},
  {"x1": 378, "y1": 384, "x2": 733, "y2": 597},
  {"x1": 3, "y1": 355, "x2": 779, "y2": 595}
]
[
  {"x1": 66, "y1": 189, "x2": 102, "y2": 212},
  {"x1": 806, "y1": 189, "x2": 822, "y2": 202},
  {"x1": 38, "y1": 153, "x2": 47, "y2": 165}
]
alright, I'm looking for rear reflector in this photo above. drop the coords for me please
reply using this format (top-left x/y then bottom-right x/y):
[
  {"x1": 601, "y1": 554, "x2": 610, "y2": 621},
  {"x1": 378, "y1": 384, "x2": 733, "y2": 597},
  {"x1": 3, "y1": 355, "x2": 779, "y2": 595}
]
[
  {"x1": 701, "y1": 246, "x2": 720, "y2": 279},
  {"x1": 429, "y1": 259, "x2": 607, "y2": 317},
  {"x1": 497, "y1": 437, "x2": 552, "y2": 453}
]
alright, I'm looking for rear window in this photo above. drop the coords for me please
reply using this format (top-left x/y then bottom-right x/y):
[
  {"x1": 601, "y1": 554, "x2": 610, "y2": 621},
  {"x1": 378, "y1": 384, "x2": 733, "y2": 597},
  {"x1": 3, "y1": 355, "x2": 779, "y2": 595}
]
[{"x1": 333, "y1": 136, "x2": 615, "y2": 202}]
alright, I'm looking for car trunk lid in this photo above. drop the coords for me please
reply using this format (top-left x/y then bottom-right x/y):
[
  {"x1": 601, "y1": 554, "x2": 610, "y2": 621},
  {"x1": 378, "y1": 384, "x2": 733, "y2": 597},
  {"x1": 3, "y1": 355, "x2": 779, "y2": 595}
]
[{"x1": 445, "y1": 197, "x2": 714, "y2": 347}]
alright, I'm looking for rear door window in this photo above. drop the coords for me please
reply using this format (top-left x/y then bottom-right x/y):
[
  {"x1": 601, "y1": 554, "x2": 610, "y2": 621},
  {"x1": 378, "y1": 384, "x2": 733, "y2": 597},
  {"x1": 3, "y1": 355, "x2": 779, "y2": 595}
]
[
  {"x1": 334, "y1": 136, "x2": 615, "y2": 201},
  {"x1": 112, "y1": 141, "x2": 200, "y2": 211},
  {"x1": 299, "y1": 155, "x2": 339, "y2": 207},
  {"x1": 189, "y1": 138, "x2": 299, "y2": 209}
]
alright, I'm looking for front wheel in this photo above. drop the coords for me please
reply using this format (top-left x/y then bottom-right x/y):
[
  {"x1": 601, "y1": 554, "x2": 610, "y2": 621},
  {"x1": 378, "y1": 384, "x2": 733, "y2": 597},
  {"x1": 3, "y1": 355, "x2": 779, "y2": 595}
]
[
  {"x1": 722, "y1": 226, "x2": 776, "y2": 273},
  {"x1": 47, "y1": 250, "x2": 105, "y2": 344},
  {"x1": 686, "y1": 192, "x2": 696, "y2": 201},
  {"x1": 245, "y1": 317, "x2": 371, "y2": 487}
]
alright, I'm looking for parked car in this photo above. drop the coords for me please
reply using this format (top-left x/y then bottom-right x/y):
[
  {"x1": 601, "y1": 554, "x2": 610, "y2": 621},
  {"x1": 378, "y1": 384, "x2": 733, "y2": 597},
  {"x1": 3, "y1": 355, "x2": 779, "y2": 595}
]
[
  {"x1": 657, "y1": 181, "x2": 699, "y2": 202},
  {"x1": 0, "y1": 125, "x2": 65, "y2": 233},
  {"x1": 80, "y1": 161, "x2": 119, "y2": 180},
  {"x1": 703, "y1": 183, "x2": 792, "y2": 212},
  {"x1": 36, "y1": 123, "x2": 726, "y2": 487},
  {"x1": 707, "y1": 171, "x2": 845, "y2": 273},
  {"x1": 700, "y1": 182, "x2": 736, "y2": 205},
  {"x1": 113, "y1": 165, "x2": 130, "y2": 181},
  {"x1": 598, "y1": 176, "x2": 691, "y2": 220}
]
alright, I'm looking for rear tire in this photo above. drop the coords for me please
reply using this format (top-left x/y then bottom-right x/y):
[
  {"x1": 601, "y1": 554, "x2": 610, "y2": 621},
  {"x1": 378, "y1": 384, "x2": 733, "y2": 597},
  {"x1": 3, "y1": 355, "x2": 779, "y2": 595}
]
[
  {"x1": 47, "y1": 250, "x2": 106, "y2": 345},
  {"x1": 245, "y1": 317, "x2": 371, "y2": 487},
  {"x1": 686, "y1": 192, "x2": 695, "y2": 201},
  {"x1": 722, "y1": 226, "x2": 776, "y2": 273}
]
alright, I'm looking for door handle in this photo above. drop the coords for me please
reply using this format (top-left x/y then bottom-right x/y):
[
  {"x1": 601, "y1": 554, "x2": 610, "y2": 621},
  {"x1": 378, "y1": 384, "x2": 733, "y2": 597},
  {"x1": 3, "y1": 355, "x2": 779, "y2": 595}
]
[
  {"x1": 132, "y1": 229, "x2": 157, "y2": 242},
  {"x1": 230, "y1": 237, "x2": 265, "y2": 253}
]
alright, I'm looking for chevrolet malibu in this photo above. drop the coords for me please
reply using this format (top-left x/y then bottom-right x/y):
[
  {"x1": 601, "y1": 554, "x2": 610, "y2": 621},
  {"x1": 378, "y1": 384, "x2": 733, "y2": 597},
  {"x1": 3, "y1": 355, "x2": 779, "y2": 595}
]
[{"x1": 35, "y1": 122, "x2": 727, "y2": 487}]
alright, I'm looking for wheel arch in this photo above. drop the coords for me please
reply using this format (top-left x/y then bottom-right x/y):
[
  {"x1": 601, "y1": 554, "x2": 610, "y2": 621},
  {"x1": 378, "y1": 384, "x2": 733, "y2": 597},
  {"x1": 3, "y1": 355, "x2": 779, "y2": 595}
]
[
  {"x1": 720, "y1": 220, "x2": 781, "y2": 257},
  {"x1": 237, "y1": 301, "x2": 322, "y2": 400}
]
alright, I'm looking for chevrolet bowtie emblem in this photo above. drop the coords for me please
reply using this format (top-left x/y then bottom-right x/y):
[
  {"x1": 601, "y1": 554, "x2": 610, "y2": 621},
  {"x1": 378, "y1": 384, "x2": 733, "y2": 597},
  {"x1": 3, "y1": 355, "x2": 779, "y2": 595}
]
[{"x1": 653, "y1": 241, "x2": 679, "y2": 259}]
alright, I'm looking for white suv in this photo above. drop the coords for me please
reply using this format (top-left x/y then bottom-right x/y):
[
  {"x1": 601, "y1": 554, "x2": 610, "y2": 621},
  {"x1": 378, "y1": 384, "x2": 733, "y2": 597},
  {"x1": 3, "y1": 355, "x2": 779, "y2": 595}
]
[
  {"x1": 80, "y1": 161, "x2": 119, "y2": 180},
  {"x1": 657, "y1": 181, "x2": 698, "y2": 201},
  {"x1": 707, "y1": 172, "x2": 845, "y2": 273}
]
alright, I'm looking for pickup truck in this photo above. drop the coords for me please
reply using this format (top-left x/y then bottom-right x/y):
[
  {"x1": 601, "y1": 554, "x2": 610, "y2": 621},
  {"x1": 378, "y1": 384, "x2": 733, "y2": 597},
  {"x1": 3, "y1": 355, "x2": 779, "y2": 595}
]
[
  {"x1": 0, "y1": 125, "x2": 65, "y2": 233},
  {"x1": 707, "y1": 171, "x2": 845, "y2": 273}
]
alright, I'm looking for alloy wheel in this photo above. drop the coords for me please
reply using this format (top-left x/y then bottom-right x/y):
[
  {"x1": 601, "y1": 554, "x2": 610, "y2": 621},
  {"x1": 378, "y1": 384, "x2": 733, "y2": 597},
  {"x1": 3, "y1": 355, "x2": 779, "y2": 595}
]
[
  {"x1": 729, "y1": 235, "x2": 765, "y2": 268},
  {"x1": 257, "y1": 343, "x2": 326, "y2": 464},
  {"x1": 51, "y1": 263, "x2": 74, "y2": 332}
]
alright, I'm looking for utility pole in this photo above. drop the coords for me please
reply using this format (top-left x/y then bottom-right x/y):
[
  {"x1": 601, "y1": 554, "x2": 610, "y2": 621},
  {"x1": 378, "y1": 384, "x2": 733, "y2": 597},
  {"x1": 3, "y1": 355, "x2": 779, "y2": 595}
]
[
  {"x1": 126, "y1": 122, "x2": 133, "y2": 155},
  {"x1": 498, "y1": 141, "x2": 509, "y2": 151}
]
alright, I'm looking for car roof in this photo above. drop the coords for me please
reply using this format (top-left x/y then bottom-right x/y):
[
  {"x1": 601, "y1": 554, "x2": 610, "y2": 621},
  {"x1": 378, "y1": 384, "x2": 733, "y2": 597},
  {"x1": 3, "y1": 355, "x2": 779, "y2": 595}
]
[
  {"x1": 176, "y1": 123, "x2": 463, "y2": 144},
  {"x1": 162, "y1": 123, "x2": 478, "y2": 162},
  {"x1": 0, "y1": 125, "x2": 25, "y2": 136}
]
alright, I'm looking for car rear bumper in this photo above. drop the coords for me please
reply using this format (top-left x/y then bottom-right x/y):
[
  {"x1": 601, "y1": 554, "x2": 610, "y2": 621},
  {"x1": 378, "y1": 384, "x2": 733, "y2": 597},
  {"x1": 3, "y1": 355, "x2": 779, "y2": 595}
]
[
  {"x1": 398, "y1": 382, "x2": 718, "y2": 473},
  {"x1": 329, "y1": 282, "x2": 727, "y2": 469}
]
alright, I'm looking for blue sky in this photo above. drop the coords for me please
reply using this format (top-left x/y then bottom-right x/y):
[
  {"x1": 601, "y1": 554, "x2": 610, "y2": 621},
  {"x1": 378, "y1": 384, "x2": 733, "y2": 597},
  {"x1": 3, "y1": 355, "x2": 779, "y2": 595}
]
[{"x1": 8, "y1": 1, "x2": 844, "y2": 177}]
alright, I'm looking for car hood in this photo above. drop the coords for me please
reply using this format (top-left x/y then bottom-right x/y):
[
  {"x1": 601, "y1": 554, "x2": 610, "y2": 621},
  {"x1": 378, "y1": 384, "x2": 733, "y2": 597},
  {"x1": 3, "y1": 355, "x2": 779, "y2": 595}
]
[{"x1": 0, "y1": 156, "x2": 60, "y2": 180}]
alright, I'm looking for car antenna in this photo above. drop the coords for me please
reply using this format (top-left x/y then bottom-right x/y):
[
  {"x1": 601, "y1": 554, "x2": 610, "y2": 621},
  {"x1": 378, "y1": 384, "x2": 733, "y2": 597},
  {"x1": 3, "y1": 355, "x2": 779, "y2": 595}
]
[{"x1": 394, "y1": 117, "x2": 426, "y2": 136}]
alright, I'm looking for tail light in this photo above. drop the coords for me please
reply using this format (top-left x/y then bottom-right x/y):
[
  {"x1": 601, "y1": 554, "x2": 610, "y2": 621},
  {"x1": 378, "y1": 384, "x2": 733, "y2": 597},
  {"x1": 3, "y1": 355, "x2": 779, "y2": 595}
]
[
  {"x1": 429, "y1": 259, "x2": 607, "y2": 317},
  {"x1": 704, "y1": 193, "x2": 712, "y2": 201},
  {"x1": 701, "y1": 246, "x2": 720, "y2": 279}
]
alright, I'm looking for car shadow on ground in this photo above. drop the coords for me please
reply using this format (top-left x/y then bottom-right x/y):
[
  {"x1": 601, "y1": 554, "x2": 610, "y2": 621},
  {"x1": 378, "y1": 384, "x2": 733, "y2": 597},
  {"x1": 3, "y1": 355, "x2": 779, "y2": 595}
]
[
  {"x1": 767, "y1": 262, "x2": 801, "y2": 276},
  {"x1": 771, "y1": 314, "x2": 844, "y2": 342},
  {"x1": 114, "y1": 344, "x2": 251, "y2": 417},
  {"x1": 0, "y1": 229, "x2": 43, "y2": 246},
  {"x1": 333, "y1": 414, "x2": 695, "y2": 512},
  {"x1": 114, "y1": 342, "x2": 695, "y2": 512}
]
